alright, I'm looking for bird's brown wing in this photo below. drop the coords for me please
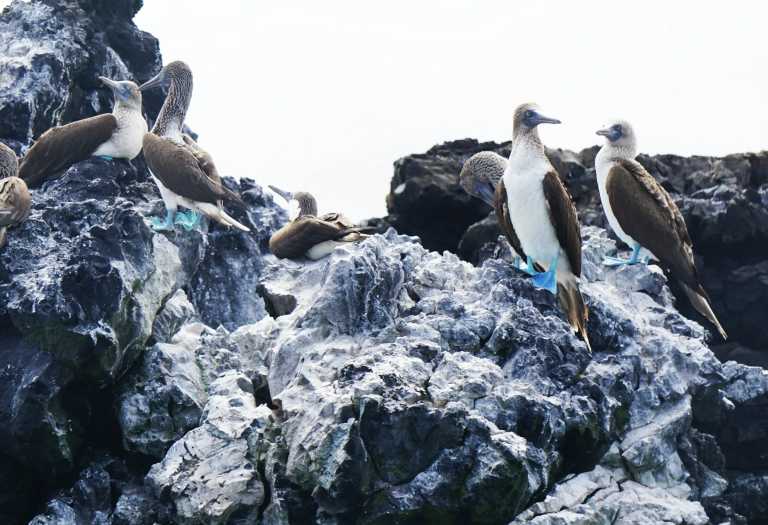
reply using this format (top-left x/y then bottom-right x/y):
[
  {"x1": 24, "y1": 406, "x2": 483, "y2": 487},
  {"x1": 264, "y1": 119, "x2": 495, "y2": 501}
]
[
  {"x1": 182, "y1": 134, "x2": 222, "y2": 186},
  {"x1": 542, "y1": 171, "x2": 582, "y2": 276},
  {"x1": 0, "y1": 177, "x2": 32, "y2": 227},
  {"x1": 606, "y1": 159, "x2": 698, "y2": 288},
  {"x1": 143, "y1": 133, "x2": 244, "y2": 206},
  {"x1": 494, "y1": 178, "x2": 529, "y2": 261},
  {"x1": 319, "y1": 211, "x2": 357, "y2": 229},
  {"x1": 269, "y1": 217, "x2": 349, "y2": 259},
  {"x1": 19, "y1": 114, "x2": 117, "y2": 187}
]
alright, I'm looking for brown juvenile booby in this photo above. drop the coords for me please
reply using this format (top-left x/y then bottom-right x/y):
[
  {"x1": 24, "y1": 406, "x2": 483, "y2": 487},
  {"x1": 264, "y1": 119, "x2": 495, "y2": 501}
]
[
  {"x1": 497, "y1": 103, "x2": 590, "y2": 350},
  {"x1": 139, "y1": 61, "x2": 249, "y2": 232},
  {"x1": 268, "y1": 186, "x2": 370, "y2": 260},
  {"x1": 18, "y1": 77, "x2": 146, "y2": 187},
  {"x1": 0, "y1": 143, "x2": 31, "y2": 248},
  {"x1": 459, "y1": 151, "x2": 507, "y2": 206},
  {"x1": 595, "y1": 119, "x2": 727, "y2": 339}
]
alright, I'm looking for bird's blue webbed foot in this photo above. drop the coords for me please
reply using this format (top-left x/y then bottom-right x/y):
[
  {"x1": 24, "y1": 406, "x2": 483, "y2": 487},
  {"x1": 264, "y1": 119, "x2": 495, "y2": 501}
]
[
  {"x1": 603, "y1": 243, "x2": 647, "y2": 267},
  {"x1": 150, "y1": 210, "x2": 176, "y2": 231},
  {"x1": 530, "y1": 256, "x2": 559, "y2": 295},
  {"x1": 514, "y1": 256, "x2": 538, "y2": 276},
  {"x1": 174, "y1": 210, "x2": 201, "y2": 231},
  {"x1": 97, "y1": 155, "x2": 114, "y2": 161}
]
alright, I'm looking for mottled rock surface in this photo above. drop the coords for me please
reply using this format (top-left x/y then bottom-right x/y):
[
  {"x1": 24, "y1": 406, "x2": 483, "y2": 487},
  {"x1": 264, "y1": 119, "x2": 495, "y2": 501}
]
[{"x1": 2, "y1": 1, "x2": 768, "y2": 524}]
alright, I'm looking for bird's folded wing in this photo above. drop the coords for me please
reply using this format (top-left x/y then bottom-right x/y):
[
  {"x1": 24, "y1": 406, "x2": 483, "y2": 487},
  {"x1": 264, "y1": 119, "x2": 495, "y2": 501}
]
[
  {"x1": 494, "y1": 179, "x2": 530, "y2": 262},
  {"x1": 19, "y1": 114, "x2": 118, "y2": 187},
  {"x1": 606, "y1": 159, "x2": 697, "y2": 287},
  {"x1": 143, "y1": 133, "x2": 230, "y2": 205},
  {"x1": 542, "y1": 171, "x2": 582, "y2": 276},
  {"x1": 270, "y1": 217, "x2": 347, "y2": 258},
  {"x1": 182, "y1": 134, "x2": 222, "y2": 185}
]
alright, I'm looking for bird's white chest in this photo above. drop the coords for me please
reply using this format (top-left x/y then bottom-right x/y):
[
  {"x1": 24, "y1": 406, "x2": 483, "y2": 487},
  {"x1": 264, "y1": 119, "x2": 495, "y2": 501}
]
[
  {"x1": 595, "y1": 150, "x2": 635, "y2": 246},
  {"x1": 93, "y1": 110, "x2": 147, "y2": 159},
  {"x1": 503, "y1": 147, "x2": 561, "y2": 265}
]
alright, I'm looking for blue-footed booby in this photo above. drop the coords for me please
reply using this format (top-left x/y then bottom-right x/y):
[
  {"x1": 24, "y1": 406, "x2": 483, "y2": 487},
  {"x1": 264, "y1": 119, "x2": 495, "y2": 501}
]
[
  {"x1": 139, "y1": 61, "x2": 250, "y2": 232},
  {"x1": 595, "y1": 119, "x2": 727, "y2": 339},
  {"x1": 0, "y1": 143, "x2": 31, "y2": 249},
  {"x1": 268, "y1": 186, "x2": 371, "y2": 260},
  {"x1": 18, "y1": 77, "x2": 146, "y2": 187},
  {"x1": 497, "y1": 103, "x2": 590, "y2": 350}
]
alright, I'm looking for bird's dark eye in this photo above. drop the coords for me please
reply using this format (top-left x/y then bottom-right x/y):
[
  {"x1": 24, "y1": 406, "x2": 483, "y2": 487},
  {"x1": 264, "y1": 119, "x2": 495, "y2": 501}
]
[
  {"x1": 613, "y1": 125, "x2": 623, "y2": 134},
  {"x1": 524, "y1": 110, "x2": 534, "y2": 119}
]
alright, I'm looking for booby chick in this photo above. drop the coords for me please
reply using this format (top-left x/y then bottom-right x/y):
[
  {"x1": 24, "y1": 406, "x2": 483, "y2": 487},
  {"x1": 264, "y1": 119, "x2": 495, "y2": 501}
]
[
  {"x1": 268, "y1": 186, "x2": 371, "y2": 260},
  {"x1": 19, "y1": 77, "x2": 146, "y2": 187},
  {"x1": 497, "y1": 103, "x2": 590, "y2": 350},
  {"x1": 595, "y1": 119, "x2": 727, "y2": 339},
  {"x1": 139, "y1": 61, "x2": 249, "y2": 232},
  {"x1": 0, "y1": 143, "x2": 31, "y2": 248},
  {"x1": 459, "y1": 151, "x2": 507, "y2": 206}
]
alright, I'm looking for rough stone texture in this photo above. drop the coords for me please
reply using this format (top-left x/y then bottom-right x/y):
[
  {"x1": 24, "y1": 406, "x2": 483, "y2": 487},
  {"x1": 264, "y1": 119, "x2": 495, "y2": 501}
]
[
  {"x1": 385, "y1": 138, "x2": 768, "y2": 359},
  {"x1": 0, "y1": 0, "x2": 164, "y2": 151},
  {"x1": 3, "y1": 1, "x2": 768, "y2": 524},
  {"x1": 116, "y1": 228, "x2": 768, "y2": 525}
]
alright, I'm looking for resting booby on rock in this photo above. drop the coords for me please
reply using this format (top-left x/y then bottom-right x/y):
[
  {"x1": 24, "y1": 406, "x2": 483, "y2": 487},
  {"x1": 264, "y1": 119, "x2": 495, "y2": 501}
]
[
  {"x1": 497, "y1": 103, "x2": 590, "y2": 350},
  {"x1": 139, "y1": 61, "x2": 249, "y2": 232},
  {"x1": 459, "y1": 151, "x2": 507, "y2": 206},
  {"x1": 19, "y1": 77, "x2": 146, "y2": 187},
  {"x1": 268, "y1": 186, "x2": 371, "y2": 260},
  {"x1": 595, "y1": 120, "x2": 727, "y2": 339},
  {"x1": 0, "y1": 143, "x2": 31, "y2": 249}
]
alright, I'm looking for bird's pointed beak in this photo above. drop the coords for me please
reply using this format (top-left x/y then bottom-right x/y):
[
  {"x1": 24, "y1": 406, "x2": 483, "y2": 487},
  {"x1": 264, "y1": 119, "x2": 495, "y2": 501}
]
[
  {"x1": 596, "y1": 128, "x2": 611, "y2": 137},
  {"x1": 268, "y1": 185, "x2": 293, "y2": 202},
  {"x1": 99, "y1": 76, "x2": 120, "y2": 91},
  {"x1": 535, "y1": 114, "x2": 561, "y2": 125},
  {"x1": 139, "y1": 71, "x2": 165, "y2": 91}
]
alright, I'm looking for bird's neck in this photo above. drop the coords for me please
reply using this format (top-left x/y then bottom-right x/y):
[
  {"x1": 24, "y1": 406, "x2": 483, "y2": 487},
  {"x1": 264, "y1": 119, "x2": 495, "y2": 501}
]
[
  {"x1": 112, "y1": 99, "x2": 141, "y2": 118},
  {"x1": 597, "y1": 142, "x2": 637, "y2": 164},
  {"x1": 512, "y1": 127, "x2": 546, "y2": 158},
  {"x1": 297, "y1": 196, "x2": 318, "y2": 217},
  {"x1": 508, "y1": 127, "x2": 549, "y2": 176},
  {"x1": 152, "y1": 79, "x2": 192, "y2": 140}
]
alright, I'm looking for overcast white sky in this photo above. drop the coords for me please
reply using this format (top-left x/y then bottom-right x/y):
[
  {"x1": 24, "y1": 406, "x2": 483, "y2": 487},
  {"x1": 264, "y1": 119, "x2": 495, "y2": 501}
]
[{"x1": 10, "y1": 1, "x2": 768, "y2": 219}]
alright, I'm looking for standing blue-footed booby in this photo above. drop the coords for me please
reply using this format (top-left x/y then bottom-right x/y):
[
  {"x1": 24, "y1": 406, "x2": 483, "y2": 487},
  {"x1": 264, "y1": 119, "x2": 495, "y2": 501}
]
[
  {"x1": 268, "y1": 186, "x2": 371, "y2": 260},
  {"x1": 139, "y1": 61, "x2": 250, "y2": 232},
  {"x1": 0, "y1": 143, "x2": 31, "y2": 249},
  {"x1": 497, "y1": 103, "x2": 590, "y2": 350},
  {"x1": 595, "y1": 120, "x2": 727, "y2": 339},
  {"x1": 18, "y1": 77, "x2": 146, "y2": 187}
]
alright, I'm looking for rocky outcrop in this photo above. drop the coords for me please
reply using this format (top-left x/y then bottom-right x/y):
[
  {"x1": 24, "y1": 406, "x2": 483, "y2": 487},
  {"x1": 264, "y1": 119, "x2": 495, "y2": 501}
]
[
  {"x1": 2, "y1": 1, "x2": 768, "y2": 524},
  {"x1": 386, "y1": 139, "x2": 768, "y2": 359}
]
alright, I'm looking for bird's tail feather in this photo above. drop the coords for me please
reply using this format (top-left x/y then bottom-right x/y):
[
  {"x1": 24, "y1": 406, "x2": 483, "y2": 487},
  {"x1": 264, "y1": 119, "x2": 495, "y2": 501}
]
[
  {"x1": 336, "y1": 226, "x2": 375, "y2": 240},
  {"x1": 557, "y1": 279, "x2": 591, "y2": 353},
  {"x1": 0, "y1": 227, "x2": 6, "y2": 249},
  {"x1": 680, "y1": 282, "x2": 727, "y2": 340},
  {"x1": 196, "y1": 203, "x2": 251, "y2": 232},
  {"x1": 223, "y1": 187, "x2": 247, "y2": 210}
]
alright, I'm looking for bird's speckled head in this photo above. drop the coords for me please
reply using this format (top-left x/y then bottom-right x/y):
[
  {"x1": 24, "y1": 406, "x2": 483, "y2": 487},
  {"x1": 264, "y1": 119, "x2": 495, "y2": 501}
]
[
  {"x1": 99, "y1": 77, "x2": 142, "y2": 109},
  {"x1": 513, "y1": 103, "x2": 561, "y2": 137},
  {"x1": 0, "y1": 143, "x2": 18, "y2": 179},
  {"x1": 140, "y1": 60, "x2": 193, "y2": 92},
  {"x1": 596, "y1": 119, "x2": 636, "y2": 149},
  {"x1": 459, "y1": 151, "x2": 506, "y2": 206},
  {"x1": 269, "y1": 185, "x2": 319, "y2": 219}
]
